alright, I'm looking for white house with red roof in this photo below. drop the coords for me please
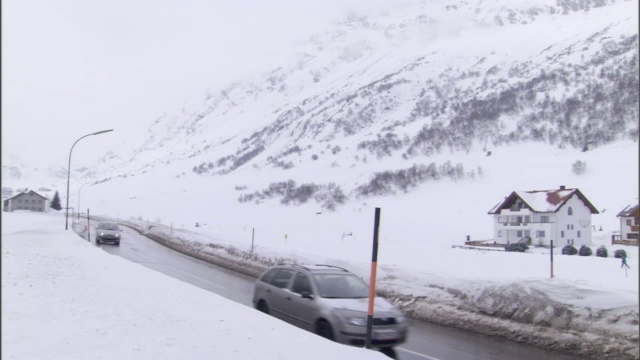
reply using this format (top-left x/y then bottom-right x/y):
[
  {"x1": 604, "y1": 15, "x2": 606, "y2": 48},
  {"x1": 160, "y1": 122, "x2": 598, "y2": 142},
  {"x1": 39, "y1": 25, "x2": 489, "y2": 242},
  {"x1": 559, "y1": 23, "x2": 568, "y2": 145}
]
[{"x1": 488, "y1": 186, "x2": 599, "y2": 247}]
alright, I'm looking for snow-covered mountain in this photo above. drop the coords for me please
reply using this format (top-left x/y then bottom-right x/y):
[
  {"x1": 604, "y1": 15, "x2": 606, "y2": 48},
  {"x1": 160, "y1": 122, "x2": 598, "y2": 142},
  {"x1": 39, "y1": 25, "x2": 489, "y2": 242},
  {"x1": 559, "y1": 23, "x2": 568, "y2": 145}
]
[
  {"x1": 3, "y1": 0, "x2": 637, "y2": 218},
  {"x1": 3, "y1": 1, "x2": 637, "y2": 357},
  {"x1": 76, "y1": 0, "x2": 638, "y2": 206}
]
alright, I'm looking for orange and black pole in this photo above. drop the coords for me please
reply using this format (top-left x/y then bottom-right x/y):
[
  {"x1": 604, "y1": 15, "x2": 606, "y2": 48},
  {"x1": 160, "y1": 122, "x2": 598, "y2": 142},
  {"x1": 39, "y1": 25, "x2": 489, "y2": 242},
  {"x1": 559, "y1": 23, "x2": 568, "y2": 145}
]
[{"x1": 365, "y1": 207, "x2": 381, "y2": 348}]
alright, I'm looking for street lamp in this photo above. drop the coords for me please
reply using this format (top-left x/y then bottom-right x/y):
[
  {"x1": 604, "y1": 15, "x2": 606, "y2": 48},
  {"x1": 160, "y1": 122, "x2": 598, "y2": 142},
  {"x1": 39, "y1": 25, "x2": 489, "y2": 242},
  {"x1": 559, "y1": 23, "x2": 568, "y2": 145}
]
[
  {"x1": 65, "y1": 129, "x2": 113, "y2": 230},
  {"x1": 77, "y1": 182, "x2": 93, "y2": 220}
]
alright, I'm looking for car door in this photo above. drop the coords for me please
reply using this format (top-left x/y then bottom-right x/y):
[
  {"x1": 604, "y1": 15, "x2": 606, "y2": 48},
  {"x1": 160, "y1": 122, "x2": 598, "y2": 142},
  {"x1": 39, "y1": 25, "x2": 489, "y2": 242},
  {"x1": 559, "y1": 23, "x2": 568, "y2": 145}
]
[
  {"x1": 286, "y1": 271, "x2": 319, "y2": 332},
  {"x1": 264, "y1": 269, "x2": 295, "y2": 323}
]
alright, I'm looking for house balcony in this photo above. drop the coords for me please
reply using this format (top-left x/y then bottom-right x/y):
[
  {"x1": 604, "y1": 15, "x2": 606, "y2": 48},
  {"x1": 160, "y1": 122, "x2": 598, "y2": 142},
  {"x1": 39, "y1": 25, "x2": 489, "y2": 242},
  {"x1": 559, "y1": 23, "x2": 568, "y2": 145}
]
[
  {"x1": 499, "y1": 209, "x2": 533, "y2": 216},
  {"x1": 500, "y1": 222, "x2": 532, "y2": 230}
]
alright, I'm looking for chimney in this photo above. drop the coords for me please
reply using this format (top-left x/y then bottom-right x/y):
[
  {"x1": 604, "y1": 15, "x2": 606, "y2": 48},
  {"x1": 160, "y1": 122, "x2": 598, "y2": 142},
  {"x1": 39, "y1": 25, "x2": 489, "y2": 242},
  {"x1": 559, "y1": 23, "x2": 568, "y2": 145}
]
[{"x1": 560, "y1": 185, "x2": 565, "y2": 190}]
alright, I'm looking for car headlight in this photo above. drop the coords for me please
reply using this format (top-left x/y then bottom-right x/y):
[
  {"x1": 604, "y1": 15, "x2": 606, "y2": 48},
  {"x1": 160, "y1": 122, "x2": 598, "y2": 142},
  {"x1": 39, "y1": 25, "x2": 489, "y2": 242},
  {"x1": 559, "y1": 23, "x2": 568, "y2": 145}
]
[
  {"x1": 116, "y1": 233, "x2": 120, "y2": 237},
  {"x1": 346, "y1": 317, "x2": 367, "y2": 326}
]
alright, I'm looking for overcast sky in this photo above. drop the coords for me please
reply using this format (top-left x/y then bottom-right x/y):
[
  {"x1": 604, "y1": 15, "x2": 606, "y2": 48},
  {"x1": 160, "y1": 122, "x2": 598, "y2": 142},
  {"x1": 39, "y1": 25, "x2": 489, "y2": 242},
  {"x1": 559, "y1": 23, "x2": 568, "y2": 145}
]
[{"x1": 2, "y1": 0, "x2": 385, "y2": 169}]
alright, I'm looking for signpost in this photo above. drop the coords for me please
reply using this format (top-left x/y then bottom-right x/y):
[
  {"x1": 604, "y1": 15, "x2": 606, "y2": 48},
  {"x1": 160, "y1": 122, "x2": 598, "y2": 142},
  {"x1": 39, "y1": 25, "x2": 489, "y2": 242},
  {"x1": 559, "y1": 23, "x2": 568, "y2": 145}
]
[{"x1": 365, "y1": 207, "x2": 381, "y2": 348}]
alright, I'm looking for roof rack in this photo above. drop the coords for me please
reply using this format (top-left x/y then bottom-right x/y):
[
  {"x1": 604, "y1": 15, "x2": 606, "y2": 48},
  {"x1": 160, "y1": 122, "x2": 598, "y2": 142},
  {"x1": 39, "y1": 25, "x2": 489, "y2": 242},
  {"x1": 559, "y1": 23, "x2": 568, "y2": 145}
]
[
  {"x1": 275, "y1": 263, "x2": 350, "y2": 272},
  {"x1": 313, "y1": 264, "x2": 349, "y2": 272},
  {"x1": 276, "y1": 263, "x2": 310, "y2": 270}
]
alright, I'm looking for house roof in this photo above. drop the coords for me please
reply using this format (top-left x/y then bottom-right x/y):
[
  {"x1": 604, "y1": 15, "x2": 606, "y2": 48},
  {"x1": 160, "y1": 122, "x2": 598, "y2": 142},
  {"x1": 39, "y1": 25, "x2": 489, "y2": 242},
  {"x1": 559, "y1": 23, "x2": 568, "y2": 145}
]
[
  {"x1": 6, "y1": 190, "x2": 47, "y2": 201},
  {"x1": 488, "y1": 187, "x2": 599, "y2": 215},
  {"x1": 617, "y1": 204, "x2": 639, "y2": 217}
]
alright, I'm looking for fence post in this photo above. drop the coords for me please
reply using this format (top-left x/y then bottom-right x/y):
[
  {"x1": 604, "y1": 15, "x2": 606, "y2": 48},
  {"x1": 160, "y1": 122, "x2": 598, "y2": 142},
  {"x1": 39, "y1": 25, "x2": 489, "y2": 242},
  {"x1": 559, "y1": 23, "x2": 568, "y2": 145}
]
[
  {"x1": 87, "y1": 209, "x2": 91, "y2": 242},
  {"x1": 550, "y1": 240, "x2": 554, "y2": 278}
]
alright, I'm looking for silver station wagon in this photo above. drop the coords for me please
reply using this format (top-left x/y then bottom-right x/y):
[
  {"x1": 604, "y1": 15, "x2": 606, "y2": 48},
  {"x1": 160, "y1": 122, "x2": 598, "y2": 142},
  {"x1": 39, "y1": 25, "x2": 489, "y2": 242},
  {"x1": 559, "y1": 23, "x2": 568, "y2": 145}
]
[{"x1": 252, "y1": 264, "x2": 409, "y2": 349}]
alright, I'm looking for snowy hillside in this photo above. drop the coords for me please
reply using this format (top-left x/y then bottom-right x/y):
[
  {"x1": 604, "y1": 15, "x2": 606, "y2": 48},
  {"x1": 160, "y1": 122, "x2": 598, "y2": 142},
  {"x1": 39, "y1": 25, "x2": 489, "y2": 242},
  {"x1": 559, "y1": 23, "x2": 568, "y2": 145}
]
[
  {"x1": 2, "y1": 0, "x2": 638, "y2": 359},
  {"x1": 80, "y1": 0, "x2": 638, "y2": 194}
]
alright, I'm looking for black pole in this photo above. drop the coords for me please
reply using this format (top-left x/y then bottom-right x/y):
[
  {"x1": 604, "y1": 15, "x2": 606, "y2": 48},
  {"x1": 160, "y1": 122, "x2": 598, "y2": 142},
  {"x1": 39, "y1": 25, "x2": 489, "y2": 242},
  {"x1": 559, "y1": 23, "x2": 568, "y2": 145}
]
[
  {"x1": 65, "y1": 129, "x2": 113, "y2": 230},
  {"x1": 365, "y1": 207, "x2": 381, "y2": 349},
  {"x1": 87, "y1": 209, "x2": 91, "y2": 242},
  {"x1": 251, "y1": 227, "x2": 255, "y2": 255},
  {"x1": 550, "y1": 240, "x2": 554, "y2": 278}
]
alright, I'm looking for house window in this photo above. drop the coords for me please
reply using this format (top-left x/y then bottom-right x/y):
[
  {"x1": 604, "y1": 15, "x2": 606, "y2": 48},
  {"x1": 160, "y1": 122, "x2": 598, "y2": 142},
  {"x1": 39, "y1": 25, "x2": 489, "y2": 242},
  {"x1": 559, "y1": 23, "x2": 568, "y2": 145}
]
[
  {"x1": 627, "y1": 219, "x2": 632, "y2": 226},
  {"x1": 577, "y1": 230, "x2": 581, "y2": 238},
  {"x1": 561, "y1": 231, "x2": 565, "y2": 238},
  {"x1": 568, "y1": 207, "x2": 573, "y2": 215},
  {"x1": 524, "y1": 216, "x2": 530, "y2": 224},
  {"x1": 517, "y1": 216, "x2": 523, "y2": 224},
  {"x1": 524, "y1": 230, "x2": 530, "y2": 238},
  {"x1": 498, "y1": 230, "x2": 502, "y2": 237},
  {"x1": 541, "y1": 216, "x2": 549, "y2": 223},
  {"x1": 498, "y1": 216, "x2": 502, "y2": 223},
  {"x1": 628, "y1": 233, "x2": 639, "y2": 240},
  {"x1": 516, "y1": 230, "x2": 523, "y2": 237},
  {"x1": 536, "y1": 230, "x2": 545, "y2": 238}
]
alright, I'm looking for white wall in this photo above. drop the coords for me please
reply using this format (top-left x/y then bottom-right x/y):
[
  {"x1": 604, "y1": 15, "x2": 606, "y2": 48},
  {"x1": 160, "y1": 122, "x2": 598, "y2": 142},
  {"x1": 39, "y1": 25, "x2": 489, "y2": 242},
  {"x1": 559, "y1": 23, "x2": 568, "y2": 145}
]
[{"x1": 553, "y1": 195, "x2": 593, "y2": 248}]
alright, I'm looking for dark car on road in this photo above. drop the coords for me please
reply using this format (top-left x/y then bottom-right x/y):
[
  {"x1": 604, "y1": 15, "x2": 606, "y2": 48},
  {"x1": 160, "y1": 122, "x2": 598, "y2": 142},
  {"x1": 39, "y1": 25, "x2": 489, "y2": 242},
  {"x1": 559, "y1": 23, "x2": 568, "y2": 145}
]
[
  {"x1": 252, "y1": 264, "x2": 409, "y2": 349},
  {"x1": 95, "y1": 221, "x2": 122, "y2": 245}
]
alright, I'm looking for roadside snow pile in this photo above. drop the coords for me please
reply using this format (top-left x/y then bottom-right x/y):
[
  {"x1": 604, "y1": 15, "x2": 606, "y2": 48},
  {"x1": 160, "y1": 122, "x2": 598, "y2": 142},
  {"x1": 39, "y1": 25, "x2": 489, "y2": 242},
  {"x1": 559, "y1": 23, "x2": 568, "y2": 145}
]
[{"x1": 109, "y1": 218, "x2": 639, "y2": 360}]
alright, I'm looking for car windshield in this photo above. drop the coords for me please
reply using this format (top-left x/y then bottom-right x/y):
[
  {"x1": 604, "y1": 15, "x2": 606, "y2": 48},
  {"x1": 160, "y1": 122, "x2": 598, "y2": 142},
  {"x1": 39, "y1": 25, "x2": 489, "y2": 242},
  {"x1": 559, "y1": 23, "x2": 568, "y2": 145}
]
[
  {"x1": 99, "y1": 223, "x2": 120, "y2": 231},
  {"x1": 313, "y1": 273, "x2": 369, "y2": 299}
]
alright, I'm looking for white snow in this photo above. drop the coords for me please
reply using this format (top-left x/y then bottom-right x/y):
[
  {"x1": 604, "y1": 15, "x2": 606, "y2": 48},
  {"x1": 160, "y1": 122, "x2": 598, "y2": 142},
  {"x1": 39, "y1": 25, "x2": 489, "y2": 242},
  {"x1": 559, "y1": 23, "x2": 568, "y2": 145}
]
[{"x1": 1, "y1": 211, "x2": 389, "y2": 360}]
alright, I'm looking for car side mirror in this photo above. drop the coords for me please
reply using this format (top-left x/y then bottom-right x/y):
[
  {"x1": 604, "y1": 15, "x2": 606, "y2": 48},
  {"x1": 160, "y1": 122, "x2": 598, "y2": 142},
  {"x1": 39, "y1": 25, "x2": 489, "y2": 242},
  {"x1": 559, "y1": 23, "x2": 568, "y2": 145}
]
[{"x1": 301, "y1": 291, "x2": 314, "y2": 300}]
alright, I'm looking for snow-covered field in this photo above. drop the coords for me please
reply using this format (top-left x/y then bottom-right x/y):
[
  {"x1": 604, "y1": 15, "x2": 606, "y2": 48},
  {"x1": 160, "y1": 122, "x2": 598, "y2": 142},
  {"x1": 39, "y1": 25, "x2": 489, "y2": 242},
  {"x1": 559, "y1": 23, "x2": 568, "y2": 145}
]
[{"x1": 4, "y1": 141, "x2": 639, "y2": 359}]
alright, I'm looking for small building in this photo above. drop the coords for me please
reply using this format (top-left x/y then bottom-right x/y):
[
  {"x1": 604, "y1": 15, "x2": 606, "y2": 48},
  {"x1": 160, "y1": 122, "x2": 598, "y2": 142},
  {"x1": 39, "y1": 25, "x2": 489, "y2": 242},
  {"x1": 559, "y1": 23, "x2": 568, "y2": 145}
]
[
  {"x1": 488, "y1": 186, "x2": 599, "y2": 247},
  {"x1": 616, "y1": 204, "x2": 639, "y2": 244},
  {"x1": 3, "y1": 190, "x2": 49, "y2": 213}
]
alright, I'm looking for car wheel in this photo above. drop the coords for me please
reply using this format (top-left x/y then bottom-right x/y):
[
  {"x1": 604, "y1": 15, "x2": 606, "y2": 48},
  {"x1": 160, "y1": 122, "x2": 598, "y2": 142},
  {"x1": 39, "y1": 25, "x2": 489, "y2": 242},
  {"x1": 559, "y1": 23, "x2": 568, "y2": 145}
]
[
  {"x1": 96, "y1": 238, "x2": 100, "y2": 244},
  {"x1": 380, "y1": 347, "x2": 396, "y2": 358},
  {"x1": 316, "y1": 320, "x2": 334, "y2": 341},
  {"x1": 115, "y1": 241, "x2": 120, "y2": 246},
  {"x1": 256, "y1": 300, "x2": 269, "y2": 314}
]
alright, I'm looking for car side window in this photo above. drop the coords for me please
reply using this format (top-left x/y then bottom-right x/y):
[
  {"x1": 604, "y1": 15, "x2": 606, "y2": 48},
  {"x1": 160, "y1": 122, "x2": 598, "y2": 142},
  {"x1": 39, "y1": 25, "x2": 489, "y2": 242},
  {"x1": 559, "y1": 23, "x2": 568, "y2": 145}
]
[
  {"x1": 268, "y1": 269, "x2": 295, "y2": 289},
  {"x1": 259, "y1": 269, "x2": 279, "y2": 284},
  {"x1": 291, "y1": 272, "x2": 312, "y2": 294}
]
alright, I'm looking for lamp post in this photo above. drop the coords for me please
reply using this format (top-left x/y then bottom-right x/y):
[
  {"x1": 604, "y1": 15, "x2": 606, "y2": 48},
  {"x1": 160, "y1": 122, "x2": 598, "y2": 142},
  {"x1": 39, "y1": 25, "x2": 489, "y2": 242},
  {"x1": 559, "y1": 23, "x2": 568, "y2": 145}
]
[
  {"x1": 65, "y1": 129, "x2": 113, "y2": 230},
  {"x1": 77, "y1": 182, "x2": 93, "y2": 220}
]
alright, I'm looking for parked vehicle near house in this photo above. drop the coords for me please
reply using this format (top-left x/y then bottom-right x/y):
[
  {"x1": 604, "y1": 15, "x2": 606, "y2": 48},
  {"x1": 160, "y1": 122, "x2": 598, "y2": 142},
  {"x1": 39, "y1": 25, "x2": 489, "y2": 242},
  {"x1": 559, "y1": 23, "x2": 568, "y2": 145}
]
[
  {"x1": 504, "y1": 242, "x2": 528, "y2": 252},
  {"x1": 252, "y1": 264, "x2": 408, "y2": 349},
  {"x1": 95, "y1": 221, "x2": 122, "y2": 245},
  {"x1": 578, "y1": 245, "x2": 593, "y2": 256},
  {"x1": 562, "y1": 244, "x2": 578, "y2": 255},
  {"x1": 596, "y1": 246, "x2": 608, "y2": 258}
]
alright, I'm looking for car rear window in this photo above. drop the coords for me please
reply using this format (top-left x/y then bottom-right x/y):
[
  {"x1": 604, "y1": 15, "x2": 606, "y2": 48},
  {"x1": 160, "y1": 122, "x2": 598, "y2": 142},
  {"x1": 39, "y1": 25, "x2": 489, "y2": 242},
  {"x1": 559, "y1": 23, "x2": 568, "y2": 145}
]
[{"x1": 267, "y1": 269, "x2": 295, "y2": 289}]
